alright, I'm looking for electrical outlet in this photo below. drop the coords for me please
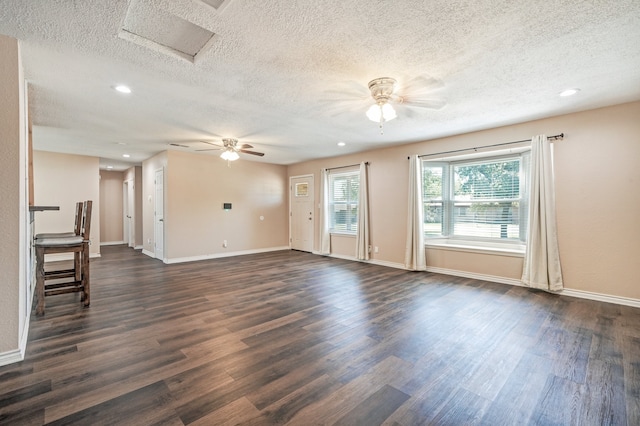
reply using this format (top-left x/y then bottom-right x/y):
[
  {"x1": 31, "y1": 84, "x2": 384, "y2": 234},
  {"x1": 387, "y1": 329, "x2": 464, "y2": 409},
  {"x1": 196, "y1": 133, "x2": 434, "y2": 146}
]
[
  {"x1": 223, "y1": 240, "x2": 228, "y2": 248},
  {"x1": 374, "y1": 246, "x2": 379, "y2": 253}
]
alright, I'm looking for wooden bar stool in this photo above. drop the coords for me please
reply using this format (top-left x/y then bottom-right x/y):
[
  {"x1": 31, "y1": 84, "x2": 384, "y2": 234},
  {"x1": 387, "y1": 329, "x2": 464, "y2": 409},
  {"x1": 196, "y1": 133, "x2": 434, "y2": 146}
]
[
  {"x1": 34, "y1": 200, "x2": 92, "y2": 315},
  {"x1": 35, "y1": 201, "x2": 84, "y2": 281}
]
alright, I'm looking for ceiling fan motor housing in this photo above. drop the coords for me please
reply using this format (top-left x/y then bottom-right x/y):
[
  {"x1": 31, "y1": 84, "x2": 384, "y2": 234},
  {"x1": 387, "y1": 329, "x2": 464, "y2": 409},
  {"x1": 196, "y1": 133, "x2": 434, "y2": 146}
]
[{"x1": 368, "y1": 77, "x2": 397, "y2": 104}]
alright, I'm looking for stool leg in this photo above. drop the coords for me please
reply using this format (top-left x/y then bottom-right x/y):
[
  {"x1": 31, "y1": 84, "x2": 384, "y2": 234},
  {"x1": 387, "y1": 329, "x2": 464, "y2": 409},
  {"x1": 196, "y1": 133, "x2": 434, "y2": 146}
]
[
  {"x1": 74, "y1": 251, "x2": 81, "y2": 282},
  {"x1": 35, "y1": 246, "x2": 45, "y2": 315},
  {"x1": 82, "y1": 242, "x2": 90, "y2": 307}
]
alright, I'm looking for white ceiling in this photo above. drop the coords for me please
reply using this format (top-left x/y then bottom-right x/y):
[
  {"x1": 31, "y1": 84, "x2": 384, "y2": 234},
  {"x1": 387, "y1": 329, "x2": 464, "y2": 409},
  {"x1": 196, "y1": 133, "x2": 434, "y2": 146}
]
[{"x1": 1, "y1": 0, "x2": 639, "y2": 168}]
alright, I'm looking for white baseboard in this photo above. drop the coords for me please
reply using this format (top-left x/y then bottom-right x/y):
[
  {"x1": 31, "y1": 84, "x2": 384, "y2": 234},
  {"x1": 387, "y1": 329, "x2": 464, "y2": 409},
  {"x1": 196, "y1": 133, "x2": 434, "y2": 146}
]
[
  {"x1": 317, "y1": 252, "x2": 408, "y2": 270},
  {"x1": 367, "y1": 258, "x2": 407, "y2": 270},
  {"x1": 1, "y1": 296, "x2": 34, "y2": 367},
  {"x1": 165, "y1": 246, "x2": 290, "y2": 264},
  {"x1": 425, "y1": 266, "x2": 640, "y2": 307},
  {"x1": 560, "y1": 288, "x2": 640, "y2": 308},
  {"x1": 425, "y1": 266, "x2": 524, "y2": 287},
  {"x1": 142, "y1": 249, "x2": 155, "y2": 258},
  {"x1": 100, "y1": 241, "x2": 125, "y2": 246},
  {"x1": 134, "y1": 245, "x2": 143, "y2": 250},
  {"x1": 0, "y1": 348, "x2": 24, "y2": 367}
]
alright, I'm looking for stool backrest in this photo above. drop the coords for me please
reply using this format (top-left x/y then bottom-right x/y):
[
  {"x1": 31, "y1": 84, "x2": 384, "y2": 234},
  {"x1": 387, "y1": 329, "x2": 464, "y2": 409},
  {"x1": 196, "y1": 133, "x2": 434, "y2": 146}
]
[
  {"x1": 81, "y1": 200, "x2": 93, "y2": 241},
  {"x1": 73, "y1": 202, "x2": 84, "y2": 235}
]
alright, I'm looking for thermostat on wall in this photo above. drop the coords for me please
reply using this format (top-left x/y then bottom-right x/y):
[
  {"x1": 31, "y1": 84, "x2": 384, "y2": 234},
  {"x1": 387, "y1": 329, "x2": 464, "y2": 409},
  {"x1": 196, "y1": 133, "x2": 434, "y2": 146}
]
[{"x1": 223, "y1": 203, "x2": 232, "y2": 210}]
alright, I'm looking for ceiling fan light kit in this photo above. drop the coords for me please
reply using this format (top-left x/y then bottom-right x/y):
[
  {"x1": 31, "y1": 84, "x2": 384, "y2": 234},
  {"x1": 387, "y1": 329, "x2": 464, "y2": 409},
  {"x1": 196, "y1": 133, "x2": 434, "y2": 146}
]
[
  {"x1": 220, "y1": 149, "x2": 239, "y2": 161},
  {"x1": 367, "y1": 77, "x2": 398, "y2": 134}
]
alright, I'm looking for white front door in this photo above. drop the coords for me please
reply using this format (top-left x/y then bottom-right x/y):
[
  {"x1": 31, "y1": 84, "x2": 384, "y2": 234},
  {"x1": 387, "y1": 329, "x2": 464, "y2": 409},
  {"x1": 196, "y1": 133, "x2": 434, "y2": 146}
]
[
  {"x1": 290, "y1": 175, "x2": 314, "y2": 252},
  {"x1": 154, "y1": 169, "x2": 164, "y2": 260}
]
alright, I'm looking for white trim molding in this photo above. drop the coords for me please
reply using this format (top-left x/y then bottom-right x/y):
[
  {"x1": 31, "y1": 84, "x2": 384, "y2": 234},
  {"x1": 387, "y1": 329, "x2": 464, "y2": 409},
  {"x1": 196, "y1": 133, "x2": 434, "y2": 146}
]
[
  {"x1": 142, "y1": 249, "x2": 155, "y2": 258},
  {"x1": 3, "y1": 291, "x2": 35, "y2": 366},
  {"x1": 425, "y1": 266, "x2": 640, "y2": 307},
  {"x1": 560, "y1": 288, "x2": 640, "y2": 308},
  {"x1": 0, "y1": 348, "x2": 24, "y2": 367},
  {"x1": 165, "y1": 246, "x2": 290, "y2": 264},
  {"x1": 100, "y1": 241, "x2": 125, "y2": 246},
  {"x1": 316, "y1": 252, "x2": 407, "y2": 271},
  {"x1": 425, "y1": 266, "x2": 523, "y2": 287}
]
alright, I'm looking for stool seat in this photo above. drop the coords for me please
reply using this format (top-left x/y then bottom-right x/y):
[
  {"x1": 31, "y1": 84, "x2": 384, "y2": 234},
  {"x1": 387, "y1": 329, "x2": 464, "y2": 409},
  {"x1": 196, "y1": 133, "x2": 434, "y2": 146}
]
[
  {"x1": 35, "y1": 236, "x2": 84, "y2": 246},
  {"x1": 35, "y1": 232, "x2": 77, "y2": 239}
]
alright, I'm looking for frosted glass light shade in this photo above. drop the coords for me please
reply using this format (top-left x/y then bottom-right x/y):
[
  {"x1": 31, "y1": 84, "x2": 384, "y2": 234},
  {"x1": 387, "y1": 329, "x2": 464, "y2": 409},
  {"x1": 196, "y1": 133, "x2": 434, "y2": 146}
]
[
  {"x1": 366, "y1": 103, "x2": 396, "y2": 122},
  {"x1": 220, "y1": 150, "x2": 239, "y2": 161}
]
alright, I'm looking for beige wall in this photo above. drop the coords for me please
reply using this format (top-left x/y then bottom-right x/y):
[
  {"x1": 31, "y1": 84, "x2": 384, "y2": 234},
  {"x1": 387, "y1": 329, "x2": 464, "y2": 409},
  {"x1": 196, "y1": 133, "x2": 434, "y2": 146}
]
[
  {"x1": 142, "y1": 150, "x2": 288, "y2": 261},
  {"x1": 164, "y1": 150, "x2": 289, "y2": 260},
  {"x1": 99, "y1": 170, "x2": 124, "y2": 243},
  {"x1": 288, "y1": 101, "x2": 640, "y2": 300},
  {"x1": 0, "y1": 35, "x2": 27, "y2": 357},
  {"x1": 33, "y1": 151, "x2": 101, "y2": 256}
]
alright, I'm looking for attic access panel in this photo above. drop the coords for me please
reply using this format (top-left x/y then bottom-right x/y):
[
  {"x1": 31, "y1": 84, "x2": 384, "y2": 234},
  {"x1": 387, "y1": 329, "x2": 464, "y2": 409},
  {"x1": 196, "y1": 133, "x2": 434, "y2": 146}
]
[
  {"x1": 197, "y1": 0, "x2": 234, "y2": 12},
  {"x1": 119, "y1": 0, "x2": 217, "y2": 63}
]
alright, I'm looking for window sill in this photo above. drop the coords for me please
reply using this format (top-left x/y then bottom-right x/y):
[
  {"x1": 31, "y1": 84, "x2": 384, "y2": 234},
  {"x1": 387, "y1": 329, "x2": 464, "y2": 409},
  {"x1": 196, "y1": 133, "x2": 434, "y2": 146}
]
[
  {"x1": 330, "y1": 232, "x2": 356, "y2": 238},
  {"x1": 425, "y1": 239, "x2": 525, "y2": 257}
]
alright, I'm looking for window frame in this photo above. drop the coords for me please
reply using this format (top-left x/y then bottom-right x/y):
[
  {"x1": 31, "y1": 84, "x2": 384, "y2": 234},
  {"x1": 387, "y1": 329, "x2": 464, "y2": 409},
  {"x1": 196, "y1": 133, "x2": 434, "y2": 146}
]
[
  {"x1": 422, "y1": 150, "x2": 530, "y2": 250},
  {"x1": 328, "y1": 169, "x2": 360, "y2": 235}
]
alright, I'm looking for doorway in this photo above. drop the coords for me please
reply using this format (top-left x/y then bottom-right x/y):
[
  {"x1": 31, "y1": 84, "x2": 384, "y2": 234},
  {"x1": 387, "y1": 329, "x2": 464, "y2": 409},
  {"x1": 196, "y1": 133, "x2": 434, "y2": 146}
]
[
  {"x1": 124, "y1": 180, "x2": 135, "y2": 247},
  {"x1": 154, "y1": 168, "x2": 164, "y2": 261},
  {"x1": 290, "y1": 175, "x2": 314, "y2": 252}
]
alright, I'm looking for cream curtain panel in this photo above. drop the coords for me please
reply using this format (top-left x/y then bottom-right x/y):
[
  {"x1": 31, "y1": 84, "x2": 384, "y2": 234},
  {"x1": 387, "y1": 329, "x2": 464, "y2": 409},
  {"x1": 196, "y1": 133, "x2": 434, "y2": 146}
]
[
  {"x1": 355, "y1": 162, "x2": 370, "y2": 260},
  {"x1": 405, "y1": 155, "x2": 426, "y2": 270},
  {"x1": 522, "y1": 134, "x2": 564, "y2": 291},
  {"x1": 319, "y1": 168, "x2": 331, "y2": 255}
]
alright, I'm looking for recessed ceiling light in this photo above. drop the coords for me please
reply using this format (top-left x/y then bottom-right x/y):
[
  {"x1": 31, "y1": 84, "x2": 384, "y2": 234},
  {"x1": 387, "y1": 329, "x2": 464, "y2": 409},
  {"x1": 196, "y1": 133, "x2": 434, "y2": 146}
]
[
  {"x1": 559, "y1": 88, "x2": 580, "y2": 97},
  {"x1": 117, "y1": 142, "x2": 127, "y2": 145},
  {"x1": 337, "y1": 141, "x2": 346, "y2": 147},
  {"x1": 114, "y1": 85, "x2": 132, "y2": 94},
  {"x1": 106, "y1": 166, "x2": 113, "y2": 169},
  {"x1": 122, "y1": 154, "x2": 130, "y2": 158}
]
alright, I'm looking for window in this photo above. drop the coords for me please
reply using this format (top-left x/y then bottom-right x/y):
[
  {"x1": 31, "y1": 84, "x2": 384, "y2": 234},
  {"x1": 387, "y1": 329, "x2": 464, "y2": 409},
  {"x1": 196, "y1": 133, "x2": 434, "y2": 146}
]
[
  {"x1": 423, "y1": 152, "x2": 529, "y2": 245},
  {"x1": 329, "y1": 170, "x2": 359, "y2": 234}
]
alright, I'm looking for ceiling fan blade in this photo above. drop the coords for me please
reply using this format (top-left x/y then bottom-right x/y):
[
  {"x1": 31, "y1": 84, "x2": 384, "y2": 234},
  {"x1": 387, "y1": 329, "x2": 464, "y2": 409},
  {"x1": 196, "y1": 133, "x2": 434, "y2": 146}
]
[
  {"x1": 240, "y1": 143, "x2": 254, "y2": 149},
  {"x1": 240, "y1": 149, "x2": 265, "y2": 157},
  {"x1": 400, "y1": 74, "x2": 445, "y2": 94},
  {"x1": 399, "y1": 97, "x2": 447, "y2": 110},
  {"x1": 195, "y1": 148, "x2": 222, "y2": 151},
  {"x1": 200, "y1": 140, "x2": 221, "y2": 147},
  {"x1": 169, "y1": 143, "x2": 189, "y2": 148}
]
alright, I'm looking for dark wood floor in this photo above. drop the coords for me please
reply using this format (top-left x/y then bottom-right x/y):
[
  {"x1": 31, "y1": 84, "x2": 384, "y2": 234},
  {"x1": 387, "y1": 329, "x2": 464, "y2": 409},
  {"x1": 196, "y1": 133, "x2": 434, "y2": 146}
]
[{"x1": 1, "y1": 245, "x2": 639, "y2": 425}]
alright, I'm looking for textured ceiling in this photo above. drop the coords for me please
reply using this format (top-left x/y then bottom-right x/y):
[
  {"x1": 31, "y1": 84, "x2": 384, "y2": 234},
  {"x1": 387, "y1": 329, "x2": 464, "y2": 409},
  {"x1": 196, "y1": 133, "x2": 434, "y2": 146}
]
[{"x1": 1, "y1": 0, "x2": 639, "y2": 168}]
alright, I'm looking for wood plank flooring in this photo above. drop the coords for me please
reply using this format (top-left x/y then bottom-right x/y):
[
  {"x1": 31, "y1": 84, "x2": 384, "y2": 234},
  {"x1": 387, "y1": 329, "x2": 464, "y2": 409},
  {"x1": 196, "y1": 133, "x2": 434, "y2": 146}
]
[{"x1": 1, "y1": 245, "x2": 639, "y2": 425}]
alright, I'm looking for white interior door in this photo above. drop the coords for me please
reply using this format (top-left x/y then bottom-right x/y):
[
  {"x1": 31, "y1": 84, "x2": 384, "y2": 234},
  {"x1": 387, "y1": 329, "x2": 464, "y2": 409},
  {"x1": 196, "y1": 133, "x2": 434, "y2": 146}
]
[
  {"x1": 154, "y1": 169, "x2": 164, "y2": 260},
  {"x1": 290, "y1": 175, "x2": 314, "y2": 252},
  {"x1": 123, "y1": 181, "x2": 130, "y2": 245},
  {"x1": 127, "y1": 179, "x2": 135, "y2": 247}
]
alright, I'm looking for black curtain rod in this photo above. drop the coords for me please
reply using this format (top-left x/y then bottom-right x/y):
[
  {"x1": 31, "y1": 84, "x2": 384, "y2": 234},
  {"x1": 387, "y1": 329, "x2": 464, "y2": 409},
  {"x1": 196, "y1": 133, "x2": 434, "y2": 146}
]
[
  {"x1": 410, "y1": 133, "x2": 564, "y2": 160},
  {"x1": 326, "y1": 161, "x2": 369, "y2": 171}
]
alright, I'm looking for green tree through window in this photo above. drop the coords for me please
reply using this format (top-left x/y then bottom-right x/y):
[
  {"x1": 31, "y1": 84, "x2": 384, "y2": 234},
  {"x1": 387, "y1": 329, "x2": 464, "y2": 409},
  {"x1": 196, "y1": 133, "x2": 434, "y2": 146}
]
[{"x1": 423, "y1": 153, "x2": 528, "y2": 243}]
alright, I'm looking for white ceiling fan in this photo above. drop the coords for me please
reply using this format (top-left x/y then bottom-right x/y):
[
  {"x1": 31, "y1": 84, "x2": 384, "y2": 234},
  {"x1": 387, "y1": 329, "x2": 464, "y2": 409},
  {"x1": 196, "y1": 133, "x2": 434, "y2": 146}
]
[
  {"x1": 170, "y1": 138, "x2": 264, "y2": 165},
  {"x1": 325, "y1": 74, "x2": 446, "y2": 134},
  {"x1": 366, "y1": 76, "x2": 446, "y2": 134}
]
